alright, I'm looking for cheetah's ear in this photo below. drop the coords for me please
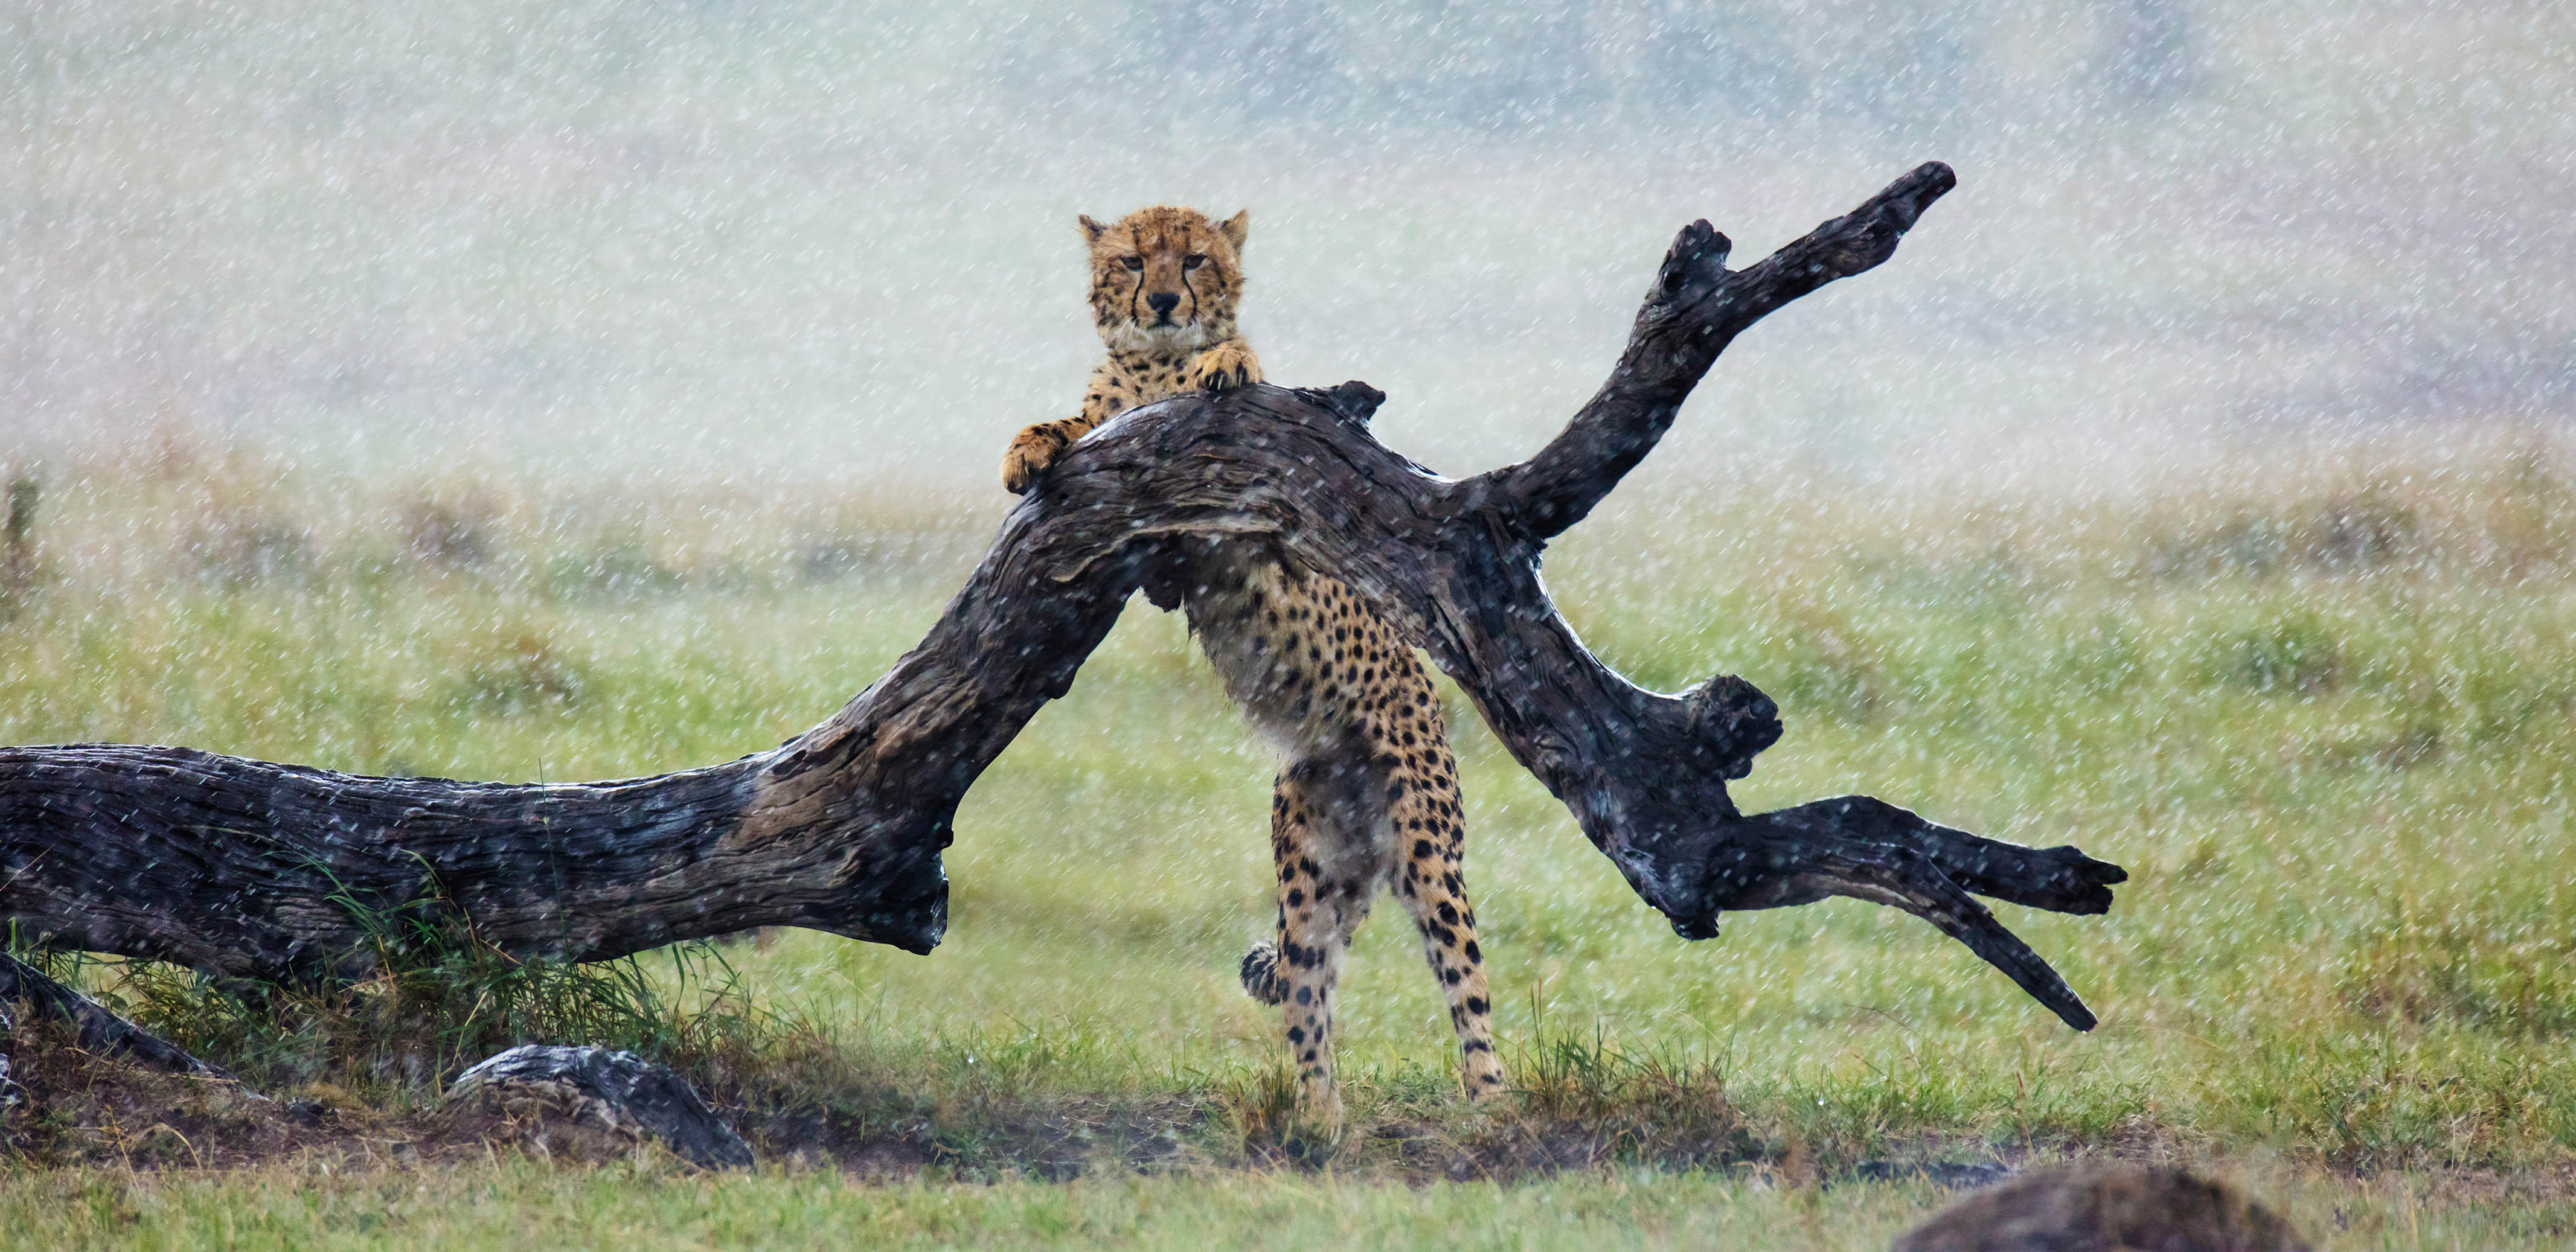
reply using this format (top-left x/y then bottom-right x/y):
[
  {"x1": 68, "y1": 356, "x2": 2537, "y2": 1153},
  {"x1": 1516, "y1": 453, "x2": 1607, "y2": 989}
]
[
  {"x1": 1219, "y1": 209, "x2": 1249, "y2": 252},
  {"x1": 1078, "y1": 214, "x2": 1108, "y2": 245}
]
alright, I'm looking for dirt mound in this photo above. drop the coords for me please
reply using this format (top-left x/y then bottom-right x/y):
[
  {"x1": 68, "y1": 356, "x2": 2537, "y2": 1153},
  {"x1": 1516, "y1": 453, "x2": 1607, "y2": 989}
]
[{"x1": 0, "y1": 1016, "x2": 710, "y2": 1172}]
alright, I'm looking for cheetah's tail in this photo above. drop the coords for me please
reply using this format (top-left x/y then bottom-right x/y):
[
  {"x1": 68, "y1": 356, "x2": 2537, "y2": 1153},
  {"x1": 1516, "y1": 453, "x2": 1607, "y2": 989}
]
[{"x1": 1239, "y1": 942, "x2": 1289, "y2": 1005}]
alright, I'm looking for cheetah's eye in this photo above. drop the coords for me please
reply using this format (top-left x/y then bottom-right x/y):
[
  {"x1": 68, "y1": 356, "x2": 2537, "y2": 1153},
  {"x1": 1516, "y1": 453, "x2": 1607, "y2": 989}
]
[
  {"x1": 1120, "y1": 255, "x2": 1144, "y2": 272},
  {"x1": 1182, "y1": 254, "x2": 1206, "y2": 270}
]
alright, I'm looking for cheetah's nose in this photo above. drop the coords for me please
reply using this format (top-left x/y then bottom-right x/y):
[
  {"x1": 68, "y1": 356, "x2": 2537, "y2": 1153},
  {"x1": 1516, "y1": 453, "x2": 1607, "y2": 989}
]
[{"x1": 1145, "y1": 292, "x2": 1180, "y2": 317}]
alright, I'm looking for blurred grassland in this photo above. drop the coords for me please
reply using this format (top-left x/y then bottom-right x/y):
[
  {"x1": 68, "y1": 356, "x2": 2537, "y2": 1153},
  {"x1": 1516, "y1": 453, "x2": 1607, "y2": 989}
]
[{"x1": 3, "y1": 427, "x2": 2574, "y2": 1221}]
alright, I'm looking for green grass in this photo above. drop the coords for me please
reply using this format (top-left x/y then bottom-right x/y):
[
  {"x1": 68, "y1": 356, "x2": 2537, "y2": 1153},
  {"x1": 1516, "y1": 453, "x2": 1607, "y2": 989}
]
[
  {"x1": 3, "y1": 441, "x2": 2575, "y2": 1246},
  {"x1": 4, "y1": 1158, "x2": 2570, "y2": 1251}
]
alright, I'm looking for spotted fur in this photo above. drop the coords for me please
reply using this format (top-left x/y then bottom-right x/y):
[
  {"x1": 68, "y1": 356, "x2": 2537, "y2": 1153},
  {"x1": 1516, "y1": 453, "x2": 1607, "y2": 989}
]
[{"x1": 1002, "y1": 205, "x2": 1504, "y2": 1131}]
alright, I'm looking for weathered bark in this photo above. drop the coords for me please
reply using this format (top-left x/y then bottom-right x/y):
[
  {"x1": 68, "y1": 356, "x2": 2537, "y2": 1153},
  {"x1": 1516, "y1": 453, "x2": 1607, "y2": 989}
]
[{"x1": 0, "y1": 162, "x2": 2124, "y2": 1027}]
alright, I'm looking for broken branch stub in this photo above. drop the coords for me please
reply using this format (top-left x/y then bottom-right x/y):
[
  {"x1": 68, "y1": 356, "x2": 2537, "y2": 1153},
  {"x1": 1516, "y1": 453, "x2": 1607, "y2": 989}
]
[
  {"x1": 0, "y1": 951, "x2": 237, "y2": 1081},
  {"x1": 0, "y1": 162, "x2": 2122, "y2": 1028}
]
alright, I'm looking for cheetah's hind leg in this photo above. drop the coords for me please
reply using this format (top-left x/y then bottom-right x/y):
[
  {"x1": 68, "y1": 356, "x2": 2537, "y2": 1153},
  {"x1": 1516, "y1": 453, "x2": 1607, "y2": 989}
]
[{"x1": 1386, "y1": 721, "x2": 1507, "y2": 1101}]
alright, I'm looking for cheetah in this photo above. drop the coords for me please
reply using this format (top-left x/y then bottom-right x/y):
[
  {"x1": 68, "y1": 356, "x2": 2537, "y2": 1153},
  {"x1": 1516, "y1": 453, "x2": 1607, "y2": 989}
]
[{"x1": 1002, "y1": 205, "x2": 1504, "y2": 1130}]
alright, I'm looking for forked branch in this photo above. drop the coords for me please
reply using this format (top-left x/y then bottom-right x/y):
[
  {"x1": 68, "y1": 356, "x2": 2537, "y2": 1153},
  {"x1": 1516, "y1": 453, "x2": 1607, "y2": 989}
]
[{"x1": 1, "y1": 162, "x2": 2123, "y2": 1030}]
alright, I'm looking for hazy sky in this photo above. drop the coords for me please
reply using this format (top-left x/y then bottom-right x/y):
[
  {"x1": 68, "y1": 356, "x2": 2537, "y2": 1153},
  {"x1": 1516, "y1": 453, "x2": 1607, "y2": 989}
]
[{"x1": 6, "y1": 0, "x2": 2569, "y2": 491}]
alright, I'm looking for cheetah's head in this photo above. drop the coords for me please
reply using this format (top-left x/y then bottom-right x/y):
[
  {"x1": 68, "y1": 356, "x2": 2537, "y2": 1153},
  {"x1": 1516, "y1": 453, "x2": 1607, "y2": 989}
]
[{"x1": 1079, "y1": 205, "x2": 1249, "y2": 357}]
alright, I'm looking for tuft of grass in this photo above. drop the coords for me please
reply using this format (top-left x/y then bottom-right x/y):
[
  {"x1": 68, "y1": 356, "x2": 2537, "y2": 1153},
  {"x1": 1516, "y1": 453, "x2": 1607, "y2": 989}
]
[
  {"x1": 2208, "y1": 616, "x2": 2343, "y2": 695},
  {"x1": 1, "y1": 473, "x2": 39, "y2": 613},
  {"x1": 445, "y1": 623, "x2": 591, "y2": 715},
  {"x1": 2337, "y1": 910, "x2": 2576, "y2": 1038},
  {"x1": 31, "y1": 888, "x2": 792, "y2": 1111}
]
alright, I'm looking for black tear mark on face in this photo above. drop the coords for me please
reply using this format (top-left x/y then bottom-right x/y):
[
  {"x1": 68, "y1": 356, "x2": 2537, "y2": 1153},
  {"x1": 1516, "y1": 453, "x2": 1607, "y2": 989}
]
[{"x1": 1118, "y1": 245, "x2": 1146, "y2": 328}]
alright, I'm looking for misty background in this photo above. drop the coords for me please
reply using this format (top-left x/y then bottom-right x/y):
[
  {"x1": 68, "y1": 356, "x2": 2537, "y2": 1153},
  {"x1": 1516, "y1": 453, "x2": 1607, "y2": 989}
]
[{"x1": 4, "y1": 0, "x2": 2569, "y2": 498}]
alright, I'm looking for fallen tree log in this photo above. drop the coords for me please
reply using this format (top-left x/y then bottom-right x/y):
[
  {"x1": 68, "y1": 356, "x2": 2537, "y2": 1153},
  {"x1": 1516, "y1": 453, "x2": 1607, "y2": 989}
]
[{"x1": 0, "y1": 162, "x2": 2123, "y2": 1029}]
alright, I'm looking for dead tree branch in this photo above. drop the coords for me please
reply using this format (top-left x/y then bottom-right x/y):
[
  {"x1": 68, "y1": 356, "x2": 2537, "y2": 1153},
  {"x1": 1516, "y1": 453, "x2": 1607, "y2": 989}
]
[
  {"x1": 0, "y1": 162, "x2": 2123, "y2": 1029},
  {"x1": 0, "y1": 951, "x2": 236, "y2": 1080}
]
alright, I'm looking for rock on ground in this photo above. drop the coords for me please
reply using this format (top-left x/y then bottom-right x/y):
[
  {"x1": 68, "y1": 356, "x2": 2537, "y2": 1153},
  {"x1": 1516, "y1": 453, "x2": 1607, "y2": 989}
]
[
  {"x1": 1893, "y1": 1163, "x2": 2312, "y2": 1252},
  {"x1": 448, "y1": 1044, "x2": 753, "y2": 1170}
]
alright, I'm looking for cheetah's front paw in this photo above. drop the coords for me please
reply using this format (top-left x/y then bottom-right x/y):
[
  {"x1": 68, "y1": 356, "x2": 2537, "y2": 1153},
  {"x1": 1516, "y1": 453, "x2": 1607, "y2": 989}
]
[
  {"x1": 1002, "y1": 424, "x2": 1072, "y2": 494},
  {"x1": 1189, "y1": 343, "x2": 1258, "y2": 393}
]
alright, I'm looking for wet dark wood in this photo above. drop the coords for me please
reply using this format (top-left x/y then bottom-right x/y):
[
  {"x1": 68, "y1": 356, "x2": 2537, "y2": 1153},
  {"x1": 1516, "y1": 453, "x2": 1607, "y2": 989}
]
[
  {"x1": 0, "y1": 951, "x2": 235, "y2": 1080},
  {"x1": 0, "y1": 162, "x2": 2123, "y2": 1027}
]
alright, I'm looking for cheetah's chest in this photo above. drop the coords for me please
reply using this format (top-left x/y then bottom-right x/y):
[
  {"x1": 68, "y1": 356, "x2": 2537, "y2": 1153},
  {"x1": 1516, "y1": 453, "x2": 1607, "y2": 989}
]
[{"x1": 1111, "y1": 359, "x2": 1189, "y2": 406}]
